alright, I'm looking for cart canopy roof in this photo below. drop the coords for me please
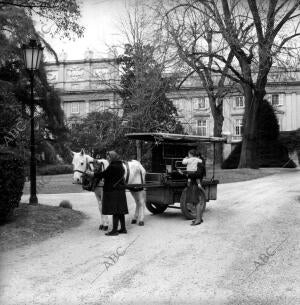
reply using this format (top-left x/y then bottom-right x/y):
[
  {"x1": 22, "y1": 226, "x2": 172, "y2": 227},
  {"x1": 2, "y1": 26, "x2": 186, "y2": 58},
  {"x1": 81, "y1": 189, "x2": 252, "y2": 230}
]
[{"x1": 125, "y1": 132, "x2": 226, "y2": 143}]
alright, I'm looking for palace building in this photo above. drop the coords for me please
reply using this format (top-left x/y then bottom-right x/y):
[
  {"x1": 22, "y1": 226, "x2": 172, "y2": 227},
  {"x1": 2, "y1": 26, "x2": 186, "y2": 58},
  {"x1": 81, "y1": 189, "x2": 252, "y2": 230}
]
[{"x1": 45, "y1": 58, "x2": 300, "y2": 144}]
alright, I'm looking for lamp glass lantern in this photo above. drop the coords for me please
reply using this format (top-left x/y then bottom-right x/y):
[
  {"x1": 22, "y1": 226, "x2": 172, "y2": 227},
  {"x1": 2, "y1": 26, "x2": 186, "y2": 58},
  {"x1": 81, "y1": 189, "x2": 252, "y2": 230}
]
[{"x1": 22, "y1": 39, "x2": 44, "y2": 71}]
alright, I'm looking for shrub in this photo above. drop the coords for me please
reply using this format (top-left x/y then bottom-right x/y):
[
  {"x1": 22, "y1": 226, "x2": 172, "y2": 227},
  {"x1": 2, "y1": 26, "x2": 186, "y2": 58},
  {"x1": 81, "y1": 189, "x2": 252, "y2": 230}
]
[
  {"x1": 222, "y1": 140, "x2": 296, "y2": 169},
  {"x1": 221, "y1": 143, "x2": 242, "y2": 169},
  {"x1": 24, "y1": 164, "x2": 73, "y2": 177},
  {"x1": 59, "y1": 200, "x2": 72, "y2": 209},
  {"x1": 256, "y1": 99, "x2": 279, "y2": 141},
  {"x1": 279, "y1": 129, "x2": 300, "y2": 154},
  {"x1": 0, "y1": 83, "x2": 22, "y2": 147},
  {"x1": 0, "y1": 148, "x2": 25, "y2": 223},
  {"x1": 36, "y1": 164, "x2": 73, "y2": 176},
  {"x1": 222, "y1": 99, "x2": 295, "y2": 169},
  {"x1": 38, "y1": 141, "x2": 58, "y2": 165},
  {"x1": 56, "y1": 144, "x2": 73, "y2": 164},
  {"x1": 258, "y1": 141, "x2": 296, "y2": 168}
]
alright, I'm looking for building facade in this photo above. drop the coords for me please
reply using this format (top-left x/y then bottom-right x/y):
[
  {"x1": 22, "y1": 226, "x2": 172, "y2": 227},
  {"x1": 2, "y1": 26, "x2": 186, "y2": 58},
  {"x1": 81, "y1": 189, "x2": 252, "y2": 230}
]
[
  {"x1": 45, "y1": 58, "x2": 122, "y2": 128},
  {"x1": 167, "y1": 71, "x2": 300, "y2": 141},
  {"x1": 45, "y1": 59, "x2": 300, "y2": 141}
]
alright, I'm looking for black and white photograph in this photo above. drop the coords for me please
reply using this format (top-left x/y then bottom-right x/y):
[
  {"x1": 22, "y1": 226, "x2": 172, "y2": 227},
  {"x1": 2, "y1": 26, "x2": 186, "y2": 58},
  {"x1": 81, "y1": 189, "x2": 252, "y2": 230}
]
[{"x1": 0, "y1": 0, "x2": 299, "y2": 304}]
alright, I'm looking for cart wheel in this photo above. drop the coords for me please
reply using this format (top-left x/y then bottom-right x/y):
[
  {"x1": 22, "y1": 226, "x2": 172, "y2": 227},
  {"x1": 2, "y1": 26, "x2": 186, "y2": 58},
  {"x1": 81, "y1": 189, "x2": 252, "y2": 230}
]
[
  {"x1": 180, "y1": 191, "x2": 206, "y2": 220},
  {"x1": 146, "y1": 202, "x2": 168, "y2": 214}
]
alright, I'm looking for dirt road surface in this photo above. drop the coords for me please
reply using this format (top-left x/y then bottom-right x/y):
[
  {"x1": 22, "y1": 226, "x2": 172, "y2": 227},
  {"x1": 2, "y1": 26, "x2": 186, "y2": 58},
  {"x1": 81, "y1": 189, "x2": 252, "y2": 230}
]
[{"x1": 1, "y1": 170, "x2": 299, "y2": 305}]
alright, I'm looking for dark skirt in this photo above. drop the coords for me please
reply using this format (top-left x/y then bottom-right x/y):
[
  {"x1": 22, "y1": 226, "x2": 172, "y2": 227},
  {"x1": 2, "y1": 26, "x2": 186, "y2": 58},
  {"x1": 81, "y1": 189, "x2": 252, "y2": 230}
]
[{"x1": 102, "y1": 190, "x2": 128, "y2": 215}]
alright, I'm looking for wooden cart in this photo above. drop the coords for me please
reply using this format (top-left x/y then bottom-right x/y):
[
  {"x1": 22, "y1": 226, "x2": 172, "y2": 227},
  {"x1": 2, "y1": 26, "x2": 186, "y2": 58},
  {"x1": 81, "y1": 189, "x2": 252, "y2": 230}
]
[{"x1": 126, "y1": 133, "x2": 226, "y2": 220}]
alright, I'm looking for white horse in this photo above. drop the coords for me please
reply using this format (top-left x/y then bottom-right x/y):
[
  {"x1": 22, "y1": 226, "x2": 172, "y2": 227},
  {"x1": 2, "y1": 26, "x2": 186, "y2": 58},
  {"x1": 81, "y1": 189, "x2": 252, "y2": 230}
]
[{"x1": 72, "y1": 149, "x2": 146, "y2": 230}]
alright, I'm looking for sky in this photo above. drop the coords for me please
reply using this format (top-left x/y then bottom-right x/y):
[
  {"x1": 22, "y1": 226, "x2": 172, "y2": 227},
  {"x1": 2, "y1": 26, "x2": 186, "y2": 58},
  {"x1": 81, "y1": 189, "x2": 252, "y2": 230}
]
[{"x1": 36, "y1": 0, "x2": 143, "y2": 62}]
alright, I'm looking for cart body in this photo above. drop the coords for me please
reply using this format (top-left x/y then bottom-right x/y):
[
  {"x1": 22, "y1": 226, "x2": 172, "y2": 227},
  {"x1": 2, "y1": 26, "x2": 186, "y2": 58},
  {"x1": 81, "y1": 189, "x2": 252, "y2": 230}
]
[{"x1": 126, "y1": 133, "x2": 226, "y2": 219}]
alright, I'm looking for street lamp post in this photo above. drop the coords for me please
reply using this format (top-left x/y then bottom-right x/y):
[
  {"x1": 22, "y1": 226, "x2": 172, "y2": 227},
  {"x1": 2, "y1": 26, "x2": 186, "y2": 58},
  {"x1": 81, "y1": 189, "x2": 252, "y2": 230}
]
[{"x1": 22, "y1": 39, "x2": 44, "y2": 205}]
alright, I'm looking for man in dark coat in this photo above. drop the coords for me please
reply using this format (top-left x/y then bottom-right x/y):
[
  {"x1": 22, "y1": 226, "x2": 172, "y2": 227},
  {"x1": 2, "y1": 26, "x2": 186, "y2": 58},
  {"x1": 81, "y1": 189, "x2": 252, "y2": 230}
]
[{"x1": 87, "y1": 151, "x2": 128, "y2": 236}]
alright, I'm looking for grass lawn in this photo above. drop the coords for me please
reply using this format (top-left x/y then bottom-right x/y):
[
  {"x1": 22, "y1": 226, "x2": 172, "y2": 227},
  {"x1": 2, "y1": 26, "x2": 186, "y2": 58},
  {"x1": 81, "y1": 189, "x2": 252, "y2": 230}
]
[
  {"x1": 206, "y1": 167, "x2": 288, "y2": 183},
  {"x1": 22, "y1": 168, "x2": 292, "y2": 194},
  {"x1": 0, "y1": 203, "x2": 87, "y2": 252},
  {"x1": 23, "y1": 174, "x2": 84, "y2": 194}
]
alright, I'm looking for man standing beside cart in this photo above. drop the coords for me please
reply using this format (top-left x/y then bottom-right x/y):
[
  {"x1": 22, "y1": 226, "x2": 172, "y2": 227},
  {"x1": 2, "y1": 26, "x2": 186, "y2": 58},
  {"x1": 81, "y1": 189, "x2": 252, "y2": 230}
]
[{"x1": 178, "y1": 149, "x2": 206, "y2": 226}]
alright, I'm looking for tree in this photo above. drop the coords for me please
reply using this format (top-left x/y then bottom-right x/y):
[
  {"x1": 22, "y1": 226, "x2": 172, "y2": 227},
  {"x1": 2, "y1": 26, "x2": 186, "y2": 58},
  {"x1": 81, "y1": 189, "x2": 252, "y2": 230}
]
[
  {"x1": 117, "y1": 42, "x2": 183, "y2": 133},
  {"x1": 0, "y1": 2, "x2": 84, "y2": 161},
  {"x1": 158, "y1": 2, "x2": 239, "y2": 162},
  {"x1": 97, "y1": 6, "x2": 184, "y2": 167},
  {"x1": 222, "y1": 99, "x2": 296, "y2": 168},
  {"x1": 97, "y1": 7, "x2": 183, "y2": 134},
  {"x1": 165, "y1": 0, "x2": 300, "y2": 168},
  {"x1": 68, "y1": 111, "x2": 136, "y2": 159},
  {"x1": 0, "y1": 81, "x2": 22, "y2": 147},
  {"x1": 162, "y1": 2, "x2": 238, "y2": 135},
  {"x1": 0, "y1": 0, "x2": 84, "y2": 39}
]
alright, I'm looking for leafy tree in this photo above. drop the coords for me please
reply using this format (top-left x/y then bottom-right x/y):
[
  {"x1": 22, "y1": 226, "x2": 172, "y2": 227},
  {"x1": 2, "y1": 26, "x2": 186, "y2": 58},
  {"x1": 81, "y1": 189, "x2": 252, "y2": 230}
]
[
  {"x1": 0, "y1": 2, "x2": 83, "y2": 162},
  {"x1": 0, "y1": 81, "x2": 22, "y2": 147},
  {"x1": 0, "y1": 0, "x2": 84, "y2": 39},
  {"x1": 118, "y1": 43, "x2": 183, "y2": 134},
  {"x1": 68, "y1": 111, "x2": 136, "y2": 160}
]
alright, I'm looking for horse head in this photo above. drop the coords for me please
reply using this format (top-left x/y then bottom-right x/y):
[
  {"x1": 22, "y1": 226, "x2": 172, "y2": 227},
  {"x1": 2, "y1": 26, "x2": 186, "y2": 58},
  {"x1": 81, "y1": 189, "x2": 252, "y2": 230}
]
[{"x1": 72, "y1": 149, "x2": 93, "y2": 184}]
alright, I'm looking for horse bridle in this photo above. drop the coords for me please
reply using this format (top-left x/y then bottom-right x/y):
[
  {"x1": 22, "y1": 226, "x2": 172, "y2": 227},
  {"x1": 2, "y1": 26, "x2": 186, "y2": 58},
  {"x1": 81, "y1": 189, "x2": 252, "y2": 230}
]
[
  {"x1": 73, "y1": 157, "x2": 104, "y2": 175},
  {"x1": 73, "y1": 157, "x2": 88, "y2": 175}
]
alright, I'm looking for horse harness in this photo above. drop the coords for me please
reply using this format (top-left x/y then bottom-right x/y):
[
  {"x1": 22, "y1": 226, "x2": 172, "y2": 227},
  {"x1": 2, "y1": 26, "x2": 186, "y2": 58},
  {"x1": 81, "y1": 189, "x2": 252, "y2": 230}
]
[
  {"x1": 73, "y1": 157, "x2": 104, "y2": 176},
  {"x1": 74, "y1": 158, "x2": 143, "y2": 192},
  {"x1": 75, "y1": 158, "x2": 105, "y2": 191},
  {"x1": 113, "y1": 161, "x2": 144, "y2": 192}
]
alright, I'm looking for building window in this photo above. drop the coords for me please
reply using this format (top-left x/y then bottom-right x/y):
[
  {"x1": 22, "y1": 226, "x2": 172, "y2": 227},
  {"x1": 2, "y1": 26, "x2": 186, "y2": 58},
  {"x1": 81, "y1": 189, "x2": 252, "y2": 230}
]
[
  {"x1": 71, "y1": 102, "x2": 80, "y2": 114},
  {"x1": 196, "y1": 119, "x2": 207, "y2": 136},
  {"x1": 235, "y1": 96, "x2": 244, "y2": 108},
  {"x1": 277, "y1": 116, "x2": 283, "y2": 131},
  {"x1": 235, "y1": 119, "x2": 243, "y2": 136},
  {"x1": 89, "y1": 100, "x2": 110, "y2": 112},
  {"x1": 266, "y1": 93, "x2": 282, "y2": 106},
  {"x1": 70, "y1": 122, "x2": 80, "y2": 129},
  {"x1": 271, "y1": 94, "x2": 279, "y2": 106},
  {"x1": 193, "y1": 97, "x2": 206, "y2": 110}
]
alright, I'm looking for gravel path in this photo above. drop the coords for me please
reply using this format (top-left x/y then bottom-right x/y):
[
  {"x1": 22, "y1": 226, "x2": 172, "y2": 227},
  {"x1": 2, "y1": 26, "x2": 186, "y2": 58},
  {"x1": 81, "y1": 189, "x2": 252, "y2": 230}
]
[{"x1": 0, "y1": 170, "x2": 299, "y2": 305}]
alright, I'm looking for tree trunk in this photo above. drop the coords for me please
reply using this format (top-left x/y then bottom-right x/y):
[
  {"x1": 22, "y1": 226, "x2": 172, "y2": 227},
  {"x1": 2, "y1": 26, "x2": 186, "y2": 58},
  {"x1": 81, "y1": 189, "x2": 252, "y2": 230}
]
[
  {"x1": 210, "y1": 97, "x2": 224, "y2": 164},
  {"x1": 238, "y1": 88, "x2": 263, "y2": 168},
  {"x1": 237, "y1": 51, "x2": 271, "y2": 168}
]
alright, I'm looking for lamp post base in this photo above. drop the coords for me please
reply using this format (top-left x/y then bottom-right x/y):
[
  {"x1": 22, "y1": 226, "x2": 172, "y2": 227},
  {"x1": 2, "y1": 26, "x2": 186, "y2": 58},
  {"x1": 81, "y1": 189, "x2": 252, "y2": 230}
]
[{"x1": 29, "y1": 195, "x2": 38, "y2": 205}]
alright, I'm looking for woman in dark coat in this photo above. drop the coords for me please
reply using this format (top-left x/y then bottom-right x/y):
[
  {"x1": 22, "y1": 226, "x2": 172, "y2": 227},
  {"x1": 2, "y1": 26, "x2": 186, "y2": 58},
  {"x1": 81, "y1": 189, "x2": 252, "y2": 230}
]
[{"x1": 88, "y1": 151, "x2": 128, "y2": 236}]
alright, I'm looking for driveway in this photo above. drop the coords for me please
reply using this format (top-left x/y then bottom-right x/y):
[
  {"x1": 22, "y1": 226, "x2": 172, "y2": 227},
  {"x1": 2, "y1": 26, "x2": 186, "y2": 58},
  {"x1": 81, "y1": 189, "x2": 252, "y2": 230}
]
[{"x1": 0, "y1": 170, "x2": 299, "y2": 305}]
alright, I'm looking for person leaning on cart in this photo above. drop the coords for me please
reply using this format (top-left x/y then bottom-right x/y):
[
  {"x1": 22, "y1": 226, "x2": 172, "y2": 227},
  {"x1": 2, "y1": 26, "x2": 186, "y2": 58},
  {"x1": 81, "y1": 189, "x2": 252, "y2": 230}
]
[
  {"x1": 177, "y1": 149, "x2": 206, "y2": 226},
  {"x1": 86, "y1": 151, "x2": 128, "y2": 236}
]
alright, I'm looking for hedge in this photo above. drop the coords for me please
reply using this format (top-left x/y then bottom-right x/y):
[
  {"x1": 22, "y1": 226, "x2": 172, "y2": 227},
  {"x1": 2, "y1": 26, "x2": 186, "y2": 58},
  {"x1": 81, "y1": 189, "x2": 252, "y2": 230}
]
[
  {"x1": 222, "y1": 99, "x2": 296, "y2": 169},
  {"x1": 222, "y1": 141, "x2": 296, "y2": 169},
  {"x1": 279, "y1": 129, "x2": 300, "y2": 153},
  {"x1": 0, "y1": 148, "x2": 25, "y2": 223},
  {"x1": 37, "y1": 164, "x2": 73, "y2": 176}
]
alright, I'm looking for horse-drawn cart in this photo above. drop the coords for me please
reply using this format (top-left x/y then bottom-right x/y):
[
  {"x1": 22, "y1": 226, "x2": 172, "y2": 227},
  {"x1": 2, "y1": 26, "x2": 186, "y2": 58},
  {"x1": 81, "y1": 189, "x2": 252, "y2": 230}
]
[{"x1": 125, "y1": 133, "x2": 226, "y2": 220}]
